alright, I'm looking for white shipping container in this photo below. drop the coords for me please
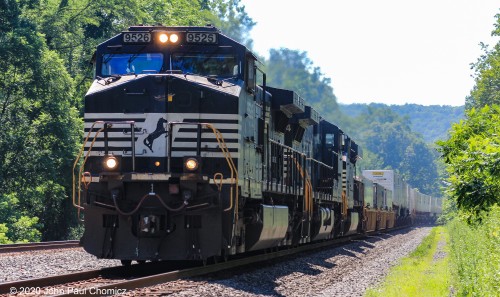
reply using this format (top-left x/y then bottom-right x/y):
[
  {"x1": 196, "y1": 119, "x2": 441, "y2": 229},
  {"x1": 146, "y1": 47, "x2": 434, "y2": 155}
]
[
  {"x1": 362, "y1": 170, "x2": 395, "y2": 209},
  {"x1": 362, "y1": 170, "x2": 394, "y2": 192}
]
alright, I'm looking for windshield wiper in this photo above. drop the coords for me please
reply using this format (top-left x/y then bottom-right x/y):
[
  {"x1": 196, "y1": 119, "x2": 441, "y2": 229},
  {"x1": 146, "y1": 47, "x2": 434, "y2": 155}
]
[{"x1": 96, "y1": 75, "x2": 121, "y2": 86}]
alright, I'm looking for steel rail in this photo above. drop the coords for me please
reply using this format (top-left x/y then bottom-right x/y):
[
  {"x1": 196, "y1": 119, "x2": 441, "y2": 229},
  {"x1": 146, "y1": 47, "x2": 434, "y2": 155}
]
[
  {"x1": 0, "y1": 240, "x2": 80, "y2": 254},
  {"x1": 0, "y1": 269, "x2": 107, "y2": 294}
]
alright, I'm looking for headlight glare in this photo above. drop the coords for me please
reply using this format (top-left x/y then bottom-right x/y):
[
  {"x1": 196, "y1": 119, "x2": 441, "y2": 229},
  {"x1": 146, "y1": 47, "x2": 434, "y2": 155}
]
[
  {"x1": 159, "y1": 33, "x2": 168, "y2": 43},
  {"x1": 170, "y1": 33, "x2": 179, "y2": 43},
  {"x1": 185, "y1": 158, "x2": 199, "y2": 171},
  {"x1": 104, "y1": 156, "x2": 118, "y2": 170}
]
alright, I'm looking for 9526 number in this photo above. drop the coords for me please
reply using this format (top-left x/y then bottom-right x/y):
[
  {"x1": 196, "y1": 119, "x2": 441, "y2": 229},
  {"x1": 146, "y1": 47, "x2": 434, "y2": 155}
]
[
  {"x1": 123, "y1": 32, "x2": 151, "y2": 43},
  {"x1": 186, "y1": 32, "x2": 217, "y2": 44}
]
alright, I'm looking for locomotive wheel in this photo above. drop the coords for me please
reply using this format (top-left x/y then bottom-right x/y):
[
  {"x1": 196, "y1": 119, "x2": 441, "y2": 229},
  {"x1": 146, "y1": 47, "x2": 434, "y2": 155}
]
[{"x1": 120, "y1": 260, "x2": 132, "y2": 266}]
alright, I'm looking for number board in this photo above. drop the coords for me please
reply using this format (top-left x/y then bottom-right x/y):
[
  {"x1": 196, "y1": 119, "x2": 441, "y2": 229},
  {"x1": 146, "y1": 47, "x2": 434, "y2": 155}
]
[
  {"x1": 123, "y1": 32, "x2": 151, "y2": 43},
  {"x1": 186, "y1": 32, "x2": 218, "y2": 44}
]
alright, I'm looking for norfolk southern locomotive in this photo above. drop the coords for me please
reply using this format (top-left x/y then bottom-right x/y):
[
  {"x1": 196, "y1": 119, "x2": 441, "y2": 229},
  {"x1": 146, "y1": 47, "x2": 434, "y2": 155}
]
[{"x1": 73, "y1": 25, "x2": 441, "y2": 265}]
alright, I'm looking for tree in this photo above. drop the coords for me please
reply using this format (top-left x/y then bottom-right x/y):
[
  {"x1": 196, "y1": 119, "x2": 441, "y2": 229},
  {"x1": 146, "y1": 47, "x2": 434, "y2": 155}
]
[
  {"x1": 264, "y1": 48, "x2": 337, "y2": 103},
  {"x1": 437, "y1": 105, "x2": 500, "y2": 220},
  {"x1": 0, "y1": 224, "x2": 11, "y2": 244},
  {"x1": 202, "y1": 0, "x2": 256, "y2": 49},
  {"x1": 466, "y1": 13, "x2": 500, "y2": 110},
  {"x1": 351, "y1": 106, "x2": 440, "y2": 196},
  {"x1": 0, "y1": 0, "x2": 81, "y2": 241}
]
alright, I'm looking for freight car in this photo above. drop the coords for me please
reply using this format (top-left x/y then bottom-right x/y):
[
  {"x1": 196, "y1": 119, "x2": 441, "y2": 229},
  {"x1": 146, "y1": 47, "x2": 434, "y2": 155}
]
[
  {"x1": 362, "y1": 170, "x2": 442, "y2": 227},
  {"x1": 72, "y1": 25, "x2": 440, "y2": 265}
]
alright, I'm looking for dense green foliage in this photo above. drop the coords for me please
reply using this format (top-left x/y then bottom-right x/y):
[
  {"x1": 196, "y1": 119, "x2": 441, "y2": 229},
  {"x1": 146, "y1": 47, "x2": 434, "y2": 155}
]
[
  {"x1": 0, "y1": 0, "x2": 81, "y2": 242},
  {"x1": 447, "y1": 208, "x2": 500, "y2": 296},
  {"x1": 339, "y1": 103, "x2": 464, "y2": 144},
  {"x1": 345, "y1": 106, "x2": 440, "y2": 196},
  {"x1": 438, "y1": 106, "x2": 500, "y2": 219}
]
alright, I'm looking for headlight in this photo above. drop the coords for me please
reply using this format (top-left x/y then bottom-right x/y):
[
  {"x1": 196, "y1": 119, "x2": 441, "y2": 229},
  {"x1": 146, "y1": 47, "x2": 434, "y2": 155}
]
[
  {"x1": 158, "y1": 33, "x2": 179, "y2": 44},
  {"x1": 104, "y1": 155, "x2": 118, "y2": 170},
  {"x1": 184, "y1": 158, "x2": 199, "y2": 171},
  {"x1": 170, "y1": 33, "x2": 179, "y2": 43},
  {"x1": 159, "y1": 33, "x2": 168, "y2": 43}
]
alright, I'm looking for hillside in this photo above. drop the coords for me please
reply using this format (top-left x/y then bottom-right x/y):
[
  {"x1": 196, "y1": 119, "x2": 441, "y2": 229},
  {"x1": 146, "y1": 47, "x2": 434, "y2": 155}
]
[{"x1": 338, "y1": 103, "x2": 465, "y2": 144}]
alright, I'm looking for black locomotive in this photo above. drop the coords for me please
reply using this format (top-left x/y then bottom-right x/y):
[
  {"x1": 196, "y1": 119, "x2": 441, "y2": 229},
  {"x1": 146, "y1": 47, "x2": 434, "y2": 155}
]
[{"x1": 73, "y1": 25, "x2": 440, "y2": 265}]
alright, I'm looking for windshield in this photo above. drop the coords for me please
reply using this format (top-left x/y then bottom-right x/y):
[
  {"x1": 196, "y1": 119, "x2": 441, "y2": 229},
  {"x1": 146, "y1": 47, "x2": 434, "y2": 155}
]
[
  {"x1": 172, "y1": 53, "x2": 238, "y2": 77},
  {"x1": 101, "y1": 53, "x2": 163, "y2": 76}
]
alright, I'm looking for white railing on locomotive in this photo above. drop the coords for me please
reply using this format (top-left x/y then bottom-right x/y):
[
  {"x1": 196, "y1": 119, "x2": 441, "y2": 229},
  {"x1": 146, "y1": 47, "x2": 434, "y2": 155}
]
[
  {"x1": 165, "y1": 121, "x2": 238, "y2": 215},
  {"x1": 90, "y1": 121, "x2": 138, "y2": 172},
  {"x1": 268, "y1": 139, "x2": 309, "y2": 192},
  {"x1": 72, "y1": 120, "x2": 137, "y2": 218},
  {"x1": 166, "y1": 122, "x2": 210, "y2": 172},
  {"x1": 306, "y1": 156, "x2": 335, "y2": 195},
  {"x1": 103, "y1": 121, "x2": 136, "y2": 172},
  {"x1": 166, "y1": 121, "x2": 237, "y2": 173}
]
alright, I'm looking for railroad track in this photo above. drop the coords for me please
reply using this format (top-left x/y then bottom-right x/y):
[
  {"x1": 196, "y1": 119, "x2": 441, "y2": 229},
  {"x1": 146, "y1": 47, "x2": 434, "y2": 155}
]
[
  {"x1": 0, "y1": 240, "x2": 80, "y2": 254},
  {"x1": 0, "y1": 227, "x2": 410, "y2": 296}
]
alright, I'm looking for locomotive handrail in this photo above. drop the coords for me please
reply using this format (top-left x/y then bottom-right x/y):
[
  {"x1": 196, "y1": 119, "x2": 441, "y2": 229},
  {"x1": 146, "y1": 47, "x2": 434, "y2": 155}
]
[
  {"x1": 291, "y1": 156, "x2": 313, "y2": 220},
  {"x1": 72, "y1": 122, "x2": 105, "y2": 218},
  {"x1": 204, "y1": 123, "x2": 239, "y2": 217},
  {"x1": 167, "y1": 122, "x2": 239, "y2": 221},
  {"x1": 72, "y1": 121, "x2": 137, "y2": 220},
  {"x1": 268, "y1": 139, "x2": 307, "y2": 156},
  {"x1": 306, "y1": 157, "x2": 334, "y2": 170}
]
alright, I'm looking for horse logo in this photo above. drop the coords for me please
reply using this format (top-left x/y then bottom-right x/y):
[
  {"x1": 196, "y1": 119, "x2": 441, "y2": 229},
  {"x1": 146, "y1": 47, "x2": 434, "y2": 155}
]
[{"x1": 143, "y1": 118, "x2": 168, "y2": 152}]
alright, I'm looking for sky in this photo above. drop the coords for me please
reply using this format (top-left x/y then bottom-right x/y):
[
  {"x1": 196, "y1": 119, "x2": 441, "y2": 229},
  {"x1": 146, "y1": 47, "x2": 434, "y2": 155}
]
[{"x1": 240, "y1": 0, "x2": 500, "y2": 106}]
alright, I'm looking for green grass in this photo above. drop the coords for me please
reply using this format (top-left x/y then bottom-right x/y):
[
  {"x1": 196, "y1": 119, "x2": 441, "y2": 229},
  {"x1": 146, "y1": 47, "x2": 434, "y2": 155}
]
[
  {"x1": 447, "y1": 207, "x2": 500, "y2": 296},
  {"x1": 365, "y1": 226, "x2": 451, "y2": 297}
]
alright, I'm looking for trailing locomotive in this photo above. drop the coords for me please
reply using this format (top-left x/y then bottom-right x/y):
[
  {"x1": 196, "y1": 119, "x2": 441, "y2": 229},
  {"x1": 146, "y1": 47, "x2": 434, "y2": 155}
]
[{"x1": 73, "y1": 25, "x2": 440, "y2": 265}]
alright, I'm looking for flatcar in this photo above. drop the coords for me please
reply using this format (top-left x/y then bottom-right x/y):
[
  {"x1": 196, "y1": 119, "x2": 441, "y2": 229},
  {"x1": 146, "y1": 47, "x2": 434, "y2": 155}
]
[{"x1": 72, "y1": 25, "x2": 440, "y2": 265}]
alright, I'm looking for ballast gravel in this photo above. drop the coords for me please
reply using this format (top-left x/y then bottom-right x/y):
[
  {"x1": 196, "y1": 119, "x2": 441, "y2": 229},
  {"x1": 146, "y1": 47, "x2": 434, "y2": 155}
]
[
  {"x1": 163, "y1": 226, "x2": 433, "y2": 297},
  {"x1": 0, "y1": 248, "x2": 121, "y2": 282}
]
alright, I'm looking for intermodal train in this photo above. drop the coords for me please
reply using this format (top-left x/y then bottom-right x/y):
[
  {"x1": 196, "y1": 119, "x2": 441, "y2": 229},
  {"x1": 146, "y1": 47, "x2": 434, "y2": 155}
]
[{"x1": 72, "y1": 25, "x2": 441, "y2": 265}]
